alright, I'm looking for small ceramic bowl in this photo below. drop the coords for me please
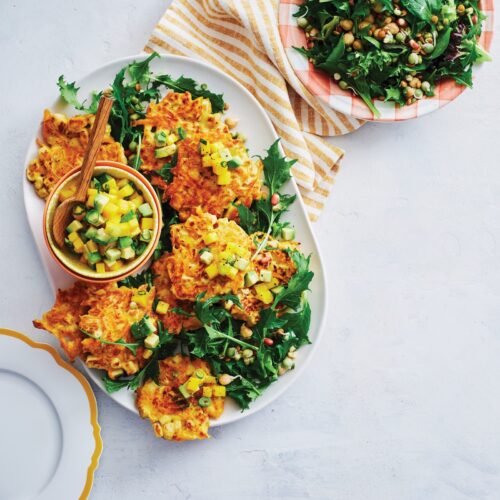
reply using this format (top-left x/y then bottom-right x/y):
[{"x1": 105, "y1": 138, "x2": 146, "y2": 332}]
[{"x1": 43, "y1": 161, "x2": 162, "y2": 283}]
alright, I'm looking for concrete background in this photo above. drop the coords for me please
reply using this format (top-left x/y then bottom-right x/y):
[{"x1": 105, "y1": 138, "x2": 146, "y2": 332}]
[{"x1": 1, "y1": 1, "x2": 500, "y2": 499}]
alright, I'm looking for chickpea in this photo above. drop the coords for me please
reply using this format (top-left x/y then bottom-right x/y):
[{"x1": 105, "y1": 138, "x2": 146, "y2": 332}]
[
  {"x1": 340, "y1": 19, "x2": 354, "y2": 31},
  {"x1": 386, "y1": 22, "x2": 400, "y2": 35},
  {"x1": 376, "y1": 28, "x2": 387, "y2": 40},
  {"x1": 383, "y1": 16, "x2": 393, "y2": 25},
  {"x1": 353, "y1": 39, "x2": 363, "y2": 51},
  {"x1": 343, "y1": 32, "x2": 355, "y2": 45},
  {"x1": 358, "y1": 20, "x2": 371, "y2": 30},
  {"x1": 409, "y1": 78, "x2": 421, "y2": 89}
]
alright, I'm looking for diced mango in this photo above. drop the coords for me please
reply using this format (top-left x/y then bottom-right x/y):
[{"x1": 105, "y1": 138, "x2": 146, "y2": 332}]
[
  {"x1": 59, "y1": 185, "x2": 77, "y2": 201},
  {"x1": 155, "y1": 301, "x2": 170, "y2": 315},
  {"x1": 108, "y1": 215, "x2": 121, "y2": 225},
  {"x1": 254, "y1": 283, "x2": 274, "y2": 305},
  {"x1": 186, "y1": 377, "x2": 200, "y2": 393},
  {"x1": 105, "y1": 222, "x2": 122, "y2": 238},
  {"x1": 67, "y1": 231, "x2": 80, "y2": 243},
  {"x1": 118, "y1": 184, "x2": 134, "y2": 198},
  {"x1": 117, "y1": 178, "x2": 130, "y2": 188},
  {"x1": 202, "y1": 386, "x2": 213, "y2": 397},
  {"x1": 117, "y1": 199, "x2": 130, "y2": 214},
  {"x1": 217, "y1": 170, "x2": 231, "y2": 185},
  {"x1": 87, "y1": 188, "x2": 98, "y2": 197},
  {"x1": 213, "y1": 163, "x2": 226, "y2": 176},
  {"x1": 102, "y1": 203, "x2": 119, "y2": 219},
  {"x1": 109, "y1": 261, "x2": 124, "y2": 271},
  {"x1": 202, "y1": 156, "x2": 214, "y2": 168},
  {"x1": 205, "y1": 263, "x2": 219, "y2": 279},
  {"x1": 84, "y1": 240, "x2": 98, "y2": 253},
  {"x1": 204, "y1": 375, "x2": 216, "y2": 385},
  {"x1": 213, "y1": 386, "x2": 226, "y2": 397},
  {"x1": 128, "y1": 218, "x2": 140, "y2": 229},
  {"x1": 203, "y1": 232, "x2": 218, "y2": 244},
  {"x1": 218, "y1": 263, "x2": 238, "y2": 279},
  {"x1": 226, "y1": 243, "x2": 246, "y2": 257},
  {"x1": 86, "y1": 194, "x2": 96, "y2": 208},
  {"x1": 132, "y1": 293, "x2": 148, "y2": 307},
  {"x1": 95, "y1": 263, "x2": 106, "y2": 273},
  {"x1": 72, "y1": 237, "x2": 84, "y2": 253},
  {"x1": 200, "y1": 144, "x2": 210, "y2": 155},
  {"x1": 141, "y1": 218, "x2": 154, "y2": 231},
  {"x1": 130, "y1": 195, "x2": 144, "y2": 208}
]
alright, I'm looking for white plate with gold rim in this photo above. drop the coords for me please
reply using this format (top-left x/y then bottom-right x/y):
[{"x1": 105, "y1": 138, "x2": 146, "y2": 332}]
[
  {"x1": 22, "y1": 54, "x2": 328, "y2": 427},
  {"x1": 0, "y1": 329, "x2": 101, "y2": 500}
]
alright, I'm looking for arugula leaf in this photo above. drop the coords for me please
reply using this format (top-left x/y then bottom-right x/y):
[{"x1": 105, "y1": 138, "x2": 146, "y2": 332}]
[
  {"x1": 152, "y1": 74, "x2": 225, "y2": 113},
  {"x1": 80, "y1": 329, "x2": 140, "y2": 355},
  {"x1": 156, "y1": 151, "x2": 178, "y2": 183},
  {"x1": 118, "y1": 268, "x2": 154, "y2": 289},
  {"x1": 57, "y1": 76, "x2": 100, "y2": 113},
  {"x1": 193, "y1": 292, "x2": 241, "y2": 326},
  {"x1": 127, "y1": 52, "x2": 158, "y2": 86},
  {"x1": 429, "y1": 27, "x2": 452, "y2": 59},
  {"x1": 272, "y1": 251, "x2": 314, "y2": 310},
  {"x1": 261, "y1": 140, "x2": 296, "y2": 195},
  {"x1": 317, "y1": 36, "x2": 345, "y2": 73}
]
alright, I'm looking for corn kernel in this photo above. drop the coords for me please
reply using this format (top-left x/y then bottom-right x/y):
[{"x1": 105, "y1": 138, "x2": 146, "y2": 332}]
[
  {"x1": 141, "y1": 218, "x2": 154, "y2": 231},
  {"x1": 203, "y1": 232, "x2": 218, "y2": 244},
  {"x1": 95, "y1": 262, "x2": 106, "y2": 273}
]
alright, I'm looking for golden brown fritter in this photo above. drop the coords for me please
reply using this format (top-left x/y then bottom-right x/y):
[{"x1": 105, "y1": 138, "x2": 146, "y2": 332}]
[
  {"x1": 166, "y1": 210, "x2": 254, "y2": 301},
  {"x1": 136, "y1": 354, "x2": 225, "y2": 441},
  {"x1": 26, "y1": 110, "x2": 126, "y2": 198}
]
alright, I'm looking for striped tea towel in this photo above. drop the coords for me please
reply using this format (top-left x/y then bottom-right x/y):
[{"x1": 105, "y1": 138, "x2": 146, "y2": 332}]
[{"x1": 145, "y1": 0, "x2": 364, "y2": 221}]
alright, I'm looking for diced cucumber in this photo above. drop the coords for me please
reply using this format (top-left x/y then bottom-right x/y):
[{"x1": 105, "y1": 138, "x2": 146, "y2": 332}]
[
  {"x1": 97, "y1": 173, "x2": 112, "y2": 184},
  {"x1": 154, "y1": 144, "x2": 177, "y2": 159},
  {"x1": 227, "y1": 157, "x2": 242, "y2": 168},
  {"x1": 271, "y1": 285, "x2": 284, "y2": 295},
  {"x1": 94, "y1": 193, "x2": 109, "y2": 212},
  {"x1": 66, "y1": 220, "x2": 83, "y2": 233},
  {"x1": 87, "y1": 252, "x2": 102, "y2": 265},
  {"x1": 260, "y1": 270, "x2": 272, "y2": 283},
  {"x1": 120, "y1": 211, "x2": 136, "y2": 223},
  {"x1": 281, "y1": 227, "x2": 296, "y2": 241},
  {"x1": 138, "y1": 203, "x2": 153, "y2": 217},
  {"x1": 84, "y1": 227, "x2": 98, "y2": 240},
  {"x1": 144, "y1": 333, "x2": 160, "y2": 349},
  {"x1": 140, "y1": 230, "x2": 152, "y2": 242},
  {"x1": 93, "y1": 228, "x2": 110, "y2": 245},
  {"x1": 121, "y1": 247, "x2": 136, "y2": 260},
  {"x1": 135, "y1": 242, "x2": 147, "y2": 256},
  {"x1": 234, "y1": 257, "x2": 249, "y2": 271},
  {"x1": 244, "y1": 271, "x2": 259, "y2": 287},
  {"x1": 200, "y1": 250, "x2": 214, "y2": 265},
  {"x1": 118, "y1": 236, "x2": 133, "y2": 249},
  {"x1": 105, "y1": 248, "x2": 122, "y2": 261},
  {"x1": 103, "y1": 258, "x2": 116, "y2": 268},
  {"x1": 154, "y1": 130, "x2": 168, "y2": 147},
  {"x1": 144, "y1": 317, "x2": 157, "y2": 333},
  {"x1": 64, "y1": 238, "x2": 73, "y2": 249},
  {"x1": 85, "y1": 209, "x2": 101, "y2": 226}
]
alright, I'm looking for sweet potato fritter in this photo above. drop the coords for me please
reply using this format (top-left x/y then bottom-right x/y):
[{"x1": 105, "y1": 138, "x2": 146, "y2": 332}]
[
  {"x1": 152, "y1": 254, "x2": 201, "y2": 333},
  {"x1": 34, "y1": 281, "x2": 155, "y2": 379},
  {"x1": 33, "y1": 281, "x2": 94, "y2": 360},
  {"x1": 136, "y1": 354, "x2": 224, "y2": 441},
  {"x1": 166, "y1": 210, "x2": 255, "y2": 301},
  {"x1": 26, "y1": 110, "x2": 126, "y2": 198},
  {"x1": 135, "y1": 91, "x2": 262, "y2": 220}
]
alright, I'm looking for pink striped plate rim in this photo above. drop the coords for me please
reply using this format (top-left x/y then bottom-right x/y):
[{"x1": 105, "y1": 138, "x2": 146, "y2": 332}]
[{"x1": 278, "y1": 0, "x2": 494, "y2": 121}]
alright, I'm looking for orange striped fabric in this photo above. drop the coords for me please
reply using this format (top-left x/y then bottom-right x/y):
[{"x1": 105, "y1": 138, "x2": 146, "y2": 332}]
[{"x1": 145, "y1": 0, "x2": 364, "y2": 221}]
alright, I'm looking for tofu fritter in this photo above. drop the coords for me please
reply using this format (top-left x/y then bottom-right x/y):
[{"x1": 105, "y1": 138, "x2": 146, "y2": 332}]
[
  {"x1": 136, "y1": 354, "x2": 225, "y2": 441},
  {"x1": 26, "y1": 110, "x2": 126, "y2": 198},
  {"x1": 166, "y1": 211, "x2": 255, "y2": 301}
]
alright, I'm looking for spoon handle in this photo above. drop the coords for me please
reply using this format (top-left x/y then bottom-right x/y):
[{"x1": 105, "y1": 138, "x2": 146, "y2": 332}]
[{"x1": 74, "y1": 95, "x2": 114, "y2": 202}]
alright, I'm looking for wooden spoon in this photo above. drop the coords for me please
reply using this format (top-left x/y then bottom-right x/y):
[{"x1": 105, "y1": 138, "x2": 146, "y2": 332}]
[{"x1": 52, "y1": 95, "x2": 114, "y2": 248}]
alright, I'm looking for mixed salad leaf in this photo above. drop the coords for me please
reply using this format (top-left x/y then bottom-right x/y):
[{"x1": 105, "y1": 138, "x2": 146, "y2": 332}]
[{"x1": 294, "y1": 0, "x2": 490, "y2": 115}]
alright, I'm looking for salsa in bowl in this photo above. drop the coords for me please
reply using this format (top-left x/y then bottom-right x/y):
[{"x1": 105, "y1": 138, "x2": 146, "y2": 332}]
[{"x1": 43, "y1": 161, "x2": 162, "y2": 283}]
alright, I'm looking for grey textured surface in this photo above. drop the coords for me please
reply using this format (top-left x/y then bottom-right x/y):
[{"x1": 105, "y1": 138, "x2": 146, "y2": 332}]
[{"x1": 1, "y1": 1, "x2": 500, "y2": 499}]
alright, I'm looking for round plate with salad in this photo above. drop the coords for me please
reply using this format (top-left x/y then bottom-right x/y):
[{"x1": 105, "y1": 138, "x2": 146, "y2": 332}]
[
  {"x1": 279, "y1": 0, "x2": 493, "y2": 120},
  {"x1": 24, "y1": 54, "x2": 327, "y2": 441}
]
